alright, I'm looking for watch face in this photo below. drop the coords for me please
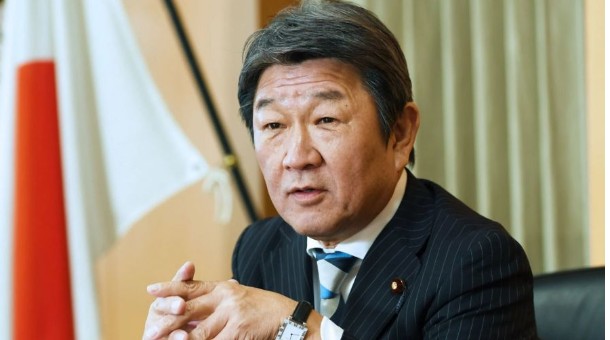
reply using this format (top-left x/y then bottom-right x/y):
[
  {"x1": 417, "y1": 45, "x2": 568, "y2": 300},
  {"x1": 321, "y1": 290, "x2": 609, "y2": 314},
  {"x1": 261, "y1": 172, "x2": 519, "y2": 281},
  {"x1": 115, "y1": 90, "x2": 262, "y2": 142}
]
[{"x1": 277, "y1": 319, "x2": 307, "y2": 340}]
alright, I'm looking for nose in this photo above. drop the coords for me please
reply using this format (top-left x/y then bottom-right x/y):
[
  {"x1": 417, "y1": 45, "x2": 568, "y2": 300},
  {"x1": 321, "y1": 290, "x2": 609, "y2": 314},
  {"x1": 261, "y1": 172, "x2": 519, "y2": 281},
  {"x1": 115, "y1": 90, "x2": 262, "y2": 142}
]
[{"x1": 282, "y1": 126, "x2": 322, "y2": 170}]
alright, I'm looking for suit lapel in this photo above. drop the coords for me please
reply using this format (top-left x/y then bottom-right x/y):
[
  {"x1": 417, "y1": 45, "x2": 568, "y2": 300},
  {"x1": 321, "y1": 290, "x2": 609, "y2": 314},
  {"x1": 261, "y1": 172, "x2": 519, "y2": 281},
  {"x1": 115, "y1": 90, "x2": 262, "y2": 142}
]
[
  {"x1": 341, "y1": 171, "x2": 434, "y2": 338},
  {"x1": 261, "y1": 221, "x2": 314, "y2": 303}
]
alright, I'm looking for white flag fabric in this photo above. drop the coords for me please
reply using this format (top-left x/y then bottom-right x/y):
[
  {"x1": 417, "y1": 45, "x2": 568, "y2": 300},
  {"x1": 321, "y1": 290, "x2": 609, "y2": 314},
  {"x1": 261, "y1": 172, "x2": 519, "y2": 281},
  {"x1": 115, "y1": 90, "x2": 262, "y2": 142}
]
[{"x1": 0, "y1": 0, "x2": 215, "y2": 338}]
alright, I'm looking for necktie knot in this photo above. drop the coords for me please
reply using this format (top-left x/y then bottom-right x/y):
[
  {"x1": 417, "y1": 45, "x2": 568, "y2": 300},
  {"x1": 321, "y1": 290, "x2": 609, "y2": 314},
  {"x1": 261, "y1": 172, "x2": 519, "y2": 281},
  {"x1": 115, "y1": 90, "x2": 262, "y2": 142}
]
[
  {"x1": 313, "y1": 250, "x2": 358, "y2": 272},
  {"x1": 312, "y1": 249, "x2": 358, "y2": 318}
]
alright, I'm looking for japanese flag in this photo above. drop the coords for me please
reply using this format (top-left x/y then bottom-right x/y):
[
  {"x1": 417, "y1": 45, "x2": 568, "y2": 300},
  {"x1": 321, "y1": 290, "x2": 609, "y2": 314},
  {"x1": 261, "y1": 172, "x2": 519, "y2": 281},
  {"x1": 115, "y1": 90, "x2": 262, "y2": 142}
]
[{"x1": 0, "y1": 0, "x2": 215, "y2": 338}]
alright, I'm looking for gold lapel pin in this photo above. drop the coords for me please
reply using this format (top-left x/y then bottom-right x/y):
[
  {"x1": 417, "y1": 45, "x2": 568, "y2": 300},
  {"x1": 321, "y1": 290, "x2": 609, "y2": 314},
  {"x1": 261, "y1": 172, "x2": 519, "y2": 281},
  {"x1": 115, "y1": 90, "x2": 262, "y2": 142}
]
[{"x1": 390, "y1": 278, "x2": 406, "y2": 294}]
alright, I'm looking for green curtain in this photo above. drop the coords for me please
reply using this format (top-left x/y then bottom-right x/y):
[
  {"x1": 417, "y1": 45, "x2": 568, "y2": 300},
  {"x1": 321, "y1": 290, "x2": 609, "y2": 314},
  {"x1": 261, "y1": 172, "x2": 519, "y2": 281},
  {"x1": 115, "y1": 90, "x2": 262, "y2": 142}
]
[{"x1": 354, "y1": 0, "x2": 588, "y2": 274}]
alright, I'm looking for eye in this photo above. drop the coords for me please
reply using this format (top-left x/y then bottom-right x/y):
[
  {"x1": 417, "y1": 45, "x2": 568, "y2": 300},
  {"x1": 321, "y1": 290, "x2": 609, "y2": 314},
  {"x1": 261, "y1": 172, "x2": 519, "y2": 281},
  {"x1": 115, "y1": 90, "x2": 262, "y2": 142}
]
[
  {"x1": 266, "y1": 122, "x2": 282, "y2": 130},
  {"x1": 318, "y1": 117, "x2": 336, "y2": 124}
]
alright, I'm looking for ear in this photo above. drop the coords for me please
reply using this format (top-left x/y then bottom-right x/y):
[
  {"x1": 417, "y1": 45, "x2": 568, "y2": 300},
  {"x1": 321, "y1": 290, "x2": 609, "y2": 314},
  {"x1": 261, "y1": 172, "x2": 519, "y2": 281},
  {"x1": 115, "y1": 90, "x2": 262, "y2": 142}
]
[{"x1": 391, "y1": 102, "x2": 420, "y2": 171}]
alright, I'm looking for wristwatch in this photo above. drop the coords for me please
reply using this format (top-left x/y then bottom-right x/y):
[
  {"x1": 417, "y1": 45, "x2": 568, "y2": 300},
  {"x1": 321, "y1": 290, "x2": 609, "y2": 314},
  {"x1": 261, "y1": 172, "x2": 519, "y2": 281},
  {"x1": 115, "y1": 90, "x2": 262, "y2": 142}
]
[{"x1": 275, "y1": 301, "x2": 313, "y2": 340}]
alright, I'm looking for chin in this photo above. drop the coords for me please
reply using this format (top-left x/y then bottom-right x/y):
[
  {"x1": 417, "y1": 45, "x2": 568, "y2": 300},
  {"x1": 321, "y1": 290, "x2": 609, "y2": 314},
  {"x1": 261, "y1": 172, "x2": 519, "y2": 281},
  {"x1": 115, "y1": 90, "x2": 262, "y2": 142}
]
[
  {"x1": 286, "y1": 218, "x2": 344, "y2": 242},
  {"x1": 291, "y1": 224, "x2": 329, "y2": 238},
  {"x1": 285, "y1": 216, "x2": 326, "y2": 233}
]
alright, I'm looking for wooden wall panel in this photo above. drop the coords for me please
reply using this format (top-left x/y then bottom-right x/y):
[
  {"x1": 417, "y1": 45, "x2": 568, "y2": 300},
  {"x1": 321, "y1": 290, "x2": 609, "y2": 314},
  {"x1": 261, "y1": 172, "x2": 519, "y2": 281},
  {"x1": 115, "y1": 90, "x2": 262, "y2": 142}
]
[{"x1": 259, "y1": 0, "x2": 298, "y2": 26}]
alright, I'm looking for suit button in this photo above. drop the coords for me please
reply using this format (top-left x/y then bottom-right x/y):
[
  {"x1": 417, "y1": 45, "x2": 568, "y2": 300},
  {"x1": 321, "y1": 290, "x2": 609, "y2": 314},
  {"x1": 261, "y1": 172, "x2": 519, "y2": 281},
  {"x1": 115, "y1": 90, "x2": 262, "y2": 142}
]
[{"x1": 390, "y1": 278, "x2": 406, "y2": 294}]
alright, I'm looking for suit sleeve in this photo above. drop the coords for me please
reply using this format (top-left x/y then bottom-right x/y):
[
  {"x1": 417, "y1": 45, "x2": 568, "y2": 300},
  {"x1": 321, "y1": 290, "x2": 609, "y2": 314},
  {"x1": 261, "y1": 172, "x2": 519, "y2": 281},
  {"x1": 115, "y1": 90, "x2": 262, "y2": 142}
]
[
  {"x1": 423, "y1": 229, "x2": 538, "y2": 339},
  {"x1": 231, "y1": 223, "x2": 261, "y2": 286},
  {"x1": 231, "y1": 226, "x2": 245, "y2": 282}
]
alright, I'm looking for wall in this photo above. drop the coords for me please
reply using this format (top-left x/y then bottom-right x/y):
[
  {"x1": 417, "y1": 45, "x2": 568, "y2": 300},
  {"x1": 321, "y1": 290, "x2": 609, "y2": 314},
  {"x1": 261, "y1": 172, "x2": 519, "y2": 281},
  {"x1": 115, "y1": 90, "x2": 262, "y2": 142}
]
[{"x1": 584, "y1": 0, "x2": 604, "y2": 266}]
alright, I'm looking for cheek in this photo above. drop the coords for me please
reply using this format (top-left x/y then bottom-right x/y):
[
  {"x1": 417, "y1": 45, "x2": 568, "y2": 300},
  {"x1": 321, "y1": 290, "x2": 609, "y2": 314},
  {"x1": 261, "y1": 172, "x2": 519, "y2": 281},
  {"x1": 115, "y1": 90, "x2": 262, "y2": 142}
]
[
  {"x1": 255, "y1": 145, "x2": 281, "y2": 188},
  {"x1": 256, "y1": 152, "x2": 273, "y2": 178},
  {"x1": 336, "y1": 141, "x2": 393, "y2": 190}
]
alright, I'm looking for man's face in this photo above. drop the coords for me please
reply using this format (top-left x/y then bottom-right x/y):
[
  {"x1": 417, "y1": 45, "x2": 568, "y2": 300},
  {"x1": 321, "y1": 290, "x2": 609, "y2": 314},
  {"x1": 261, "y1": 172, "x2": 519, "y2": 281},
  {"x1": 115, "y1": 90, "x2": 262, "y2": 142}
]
[{"x1": 253, "y1": 58, "x2": 409, "y2": 245}]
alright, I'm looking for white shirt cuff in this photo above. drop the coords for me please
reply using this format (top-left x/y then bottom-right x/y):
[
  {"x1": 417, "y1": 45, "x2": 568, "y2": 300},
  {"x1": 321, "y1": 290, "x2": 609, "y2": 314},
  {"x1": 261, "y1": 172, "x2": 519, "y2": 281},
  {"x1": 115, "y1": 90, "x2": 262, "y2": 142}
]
[{"x1": 320, "y1": 316, "x2": 344, "y2": 340}]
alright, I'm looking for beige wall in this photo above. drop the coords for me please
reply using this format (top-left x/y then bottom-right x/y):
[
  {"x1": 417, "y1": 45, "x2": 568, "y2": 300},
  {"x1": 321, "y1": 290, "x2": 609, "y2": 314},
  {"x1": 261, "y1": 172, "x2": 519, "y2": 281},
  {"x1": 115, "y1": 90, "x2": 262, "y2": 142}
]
[
  {"x1": 584, "y1": 0, "x2": 604, "y2": 266},
  {"x1": 97, "y1": 1, "x2": 258, "y2": 339}
]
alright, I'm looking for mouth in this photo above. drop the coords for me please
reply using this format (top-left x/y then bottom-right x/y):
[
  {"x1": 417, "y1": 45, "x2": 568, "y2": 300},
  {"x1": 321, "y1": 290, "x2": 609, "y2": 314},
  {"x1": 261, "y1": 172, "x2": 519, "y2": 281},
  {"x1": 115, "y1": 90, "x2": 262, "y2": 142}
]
[
  {"x1": 287, "y1": 186, "x2": 325, "y2": 203},
  {"x1": 292, "y1": 187, "x2": 316, "y2": 193},
  {"x1": 289, "y1": 186, "x2": 320, "y2": 194}
]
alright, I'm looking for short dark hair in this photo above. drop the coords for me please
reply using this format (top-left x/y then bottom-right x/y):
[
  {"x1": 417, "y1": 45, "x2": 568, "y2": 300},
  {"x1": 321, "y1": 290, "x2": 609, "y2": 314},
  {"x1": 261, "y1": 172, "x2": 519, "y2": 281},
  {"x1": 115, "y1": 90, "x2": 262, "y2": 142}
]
[{"x1": 238, "y1": 0, "x2": 415, "y2": 163}]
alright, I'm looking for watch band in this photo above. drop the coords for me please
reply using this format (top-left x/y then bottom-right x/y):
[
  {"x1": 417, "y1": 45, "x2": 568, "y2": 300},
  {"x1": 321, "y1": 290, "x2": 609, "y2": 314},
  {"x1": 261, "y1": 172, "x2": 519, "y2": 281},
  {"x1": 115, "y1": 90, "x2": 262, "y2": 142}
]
[
  {"x1": 275, "y1": 301, "x2": 313, "y2": 340},
  {"x1": 292, "y1": 301, "x2": 313, "y2": 323}
]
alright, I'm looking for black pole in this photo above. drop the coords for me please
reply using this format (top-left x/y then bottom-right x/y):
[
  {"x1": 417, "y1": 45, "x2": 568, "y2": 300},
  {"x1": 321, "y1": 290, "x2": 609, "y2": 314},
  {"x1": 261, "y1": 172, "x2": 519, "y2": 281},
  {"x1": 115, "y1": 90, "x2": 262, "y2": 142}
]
[{"x1": 163, "y1": 0, "x2": 258, "y2": 223}]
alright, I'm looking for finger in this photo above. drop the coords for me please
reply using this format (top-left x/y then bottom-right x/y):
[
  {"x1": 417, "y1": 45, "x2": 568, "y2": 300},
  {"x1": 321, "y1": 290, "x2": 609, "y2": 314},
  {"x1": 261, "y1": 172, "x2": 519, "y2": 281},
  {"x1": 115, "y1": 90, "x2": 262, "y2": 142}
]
[
  {"x1": 143, "y1": 313, "x2": 189, "y2": 339},
  {"x1": 184, "y1": 320, "x2": 201, "y2": 333},
  {"x1": 172, "y1": 262, "x2": 195, "y2": 282},
  {"x1": 168, "y1": 329, "x2": 188, "y2": 340},
  {"x1": 187, "y1": 312, "x2": 225, "y2": 340},
  {"x1": 151, "y1": 296, "x2": 187, "y2": 315},
  {"x1": 180, "y1": 293, "x2": 218, "y2": 321},
  {"x1": 147, "y1": 280, "x2": 217, "y2": 299}
]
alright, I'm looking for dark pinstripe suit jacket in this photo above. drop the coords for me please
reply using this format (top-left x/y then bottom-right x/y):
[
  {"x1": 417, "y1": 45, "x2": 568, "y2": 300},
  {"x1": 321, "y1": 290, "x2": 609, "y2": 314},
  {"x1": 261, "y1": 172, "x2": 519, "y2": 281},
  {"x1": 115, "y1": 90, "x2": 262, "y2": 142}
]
[{"x1": 232, "y1": 171, "x2": 537, "y2": 339}]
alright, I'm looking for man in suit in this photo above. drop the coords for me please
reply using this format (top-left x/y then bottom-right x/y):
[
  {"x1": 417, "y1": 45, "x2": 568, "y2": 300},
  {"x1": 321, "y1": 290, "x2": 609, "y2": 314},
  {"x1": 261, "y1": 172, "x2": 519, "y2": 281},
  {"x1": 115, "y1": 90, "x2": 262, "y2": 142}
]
[{"x1": 143, "y1": 1, "x2": 537, "y2": 339}]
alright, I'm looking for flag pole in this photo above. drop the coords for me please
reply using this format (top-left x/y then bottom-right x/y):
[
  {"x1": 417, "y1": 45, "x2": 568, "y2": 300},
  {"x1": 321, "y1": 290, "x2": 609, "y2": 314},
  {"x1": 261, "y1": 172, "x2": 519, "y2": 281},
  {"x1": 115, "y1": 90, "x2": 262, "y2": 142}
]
[{"x1": 162, "y1": 0, "x2": 259, "y2": 223}]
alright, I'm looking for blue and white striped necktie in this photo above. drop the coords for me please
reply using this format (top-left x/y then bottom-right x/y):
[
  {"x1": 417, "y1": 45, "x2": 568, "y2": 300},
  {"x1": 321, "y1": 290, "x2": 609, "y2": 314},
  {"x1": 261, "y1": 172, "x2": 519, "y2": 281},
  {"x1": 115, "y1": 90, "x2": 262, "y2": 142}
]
[{"x1": 312, "y1": 249, "x2": 358, "y2": 319}]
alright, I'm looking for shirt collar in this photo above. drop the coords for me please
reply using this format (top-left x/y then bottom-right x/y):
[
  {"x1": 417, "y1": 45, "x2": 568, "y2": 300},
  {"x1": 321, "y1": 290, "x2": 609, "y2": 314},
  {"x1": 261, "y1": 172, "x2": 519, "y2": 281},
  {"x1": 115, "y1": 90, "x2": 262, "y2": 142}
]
[{"x1": 307, "y1": 169, "x2": 407, "y2": 260}]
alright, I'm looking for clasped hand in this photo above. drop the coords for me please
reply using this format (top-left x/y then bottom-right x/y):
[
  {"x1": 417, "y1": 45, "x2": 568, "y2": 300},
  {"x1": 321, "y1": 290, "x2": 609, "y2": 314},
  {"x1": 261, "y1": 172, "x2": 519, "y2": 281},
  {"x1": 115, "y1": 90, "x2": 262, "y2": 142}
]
[{"x1": 142, "y1": 262, "x2": 296, "y2": 339}]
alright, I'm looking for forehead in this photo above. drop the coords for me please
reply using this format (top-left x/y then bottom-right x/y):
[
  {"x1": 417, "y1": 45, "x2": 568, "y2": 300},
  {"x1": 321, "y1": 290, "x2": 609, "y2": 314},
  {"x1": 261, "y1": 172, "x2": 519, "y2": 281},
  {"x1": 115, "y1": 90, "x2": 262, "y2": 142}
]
[{"x1": 254, "y1": 59, "x2": 365, "y2": 106}]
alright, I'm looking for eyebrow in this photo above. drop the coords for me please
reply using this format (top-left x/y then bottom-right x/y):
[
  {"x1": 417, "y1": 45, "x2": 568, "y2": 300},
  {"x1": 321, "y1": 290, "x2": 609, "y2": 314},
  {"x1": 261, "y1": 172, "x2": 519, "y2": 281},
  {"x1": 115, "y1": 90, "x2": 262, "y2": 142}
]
[
  {"x1": 254, "y1": 89, "x2": 345, "y2": 111},
  {"x1": 255, "y1": 98, "x2": 274, "y2": 111},
  {"x1": 312, "y1": 89, "x2": 344, "y2": 101}
]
